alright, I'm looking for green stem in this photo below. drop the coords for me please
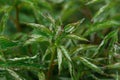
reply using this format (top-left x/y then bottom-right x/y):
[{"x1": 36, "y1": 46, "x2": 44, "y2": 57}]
[
  {"x1": 46, "y1": 47, "x2": 56, "y2": 80},
  {"x1": 15, "y1": 5, "x2": 21, "y2": 32}
]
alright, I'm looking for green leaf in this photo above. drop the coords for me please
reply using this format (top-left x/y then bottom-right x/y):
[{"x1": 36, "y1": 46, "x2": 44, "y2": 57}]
[
  {"x1": 65, "y1": 34, "x2": 89, "y2": 42},
  {"x1": 60, "y1": 46, "x2": 71, "y2": 62},
  {"x1": 8, "y1": 53, "x2": 39, "y2": 61},
  {"x1": 0, "y1": 51, "x2": 6, "y2": 61},
  {"x1": 86, "y1": 0, "x2": 99, "y2": 5},
  {"x1": 93, "y1": 30, "x2": 118, "y2": 57},
  {"x1": 70, "y1": 44, "x2": 97, "y2": 56},
  {"x1": 57, "y1": 48, "x2": 62, "y2": 74},
  {"x1": 0, "y1": 36, "x2": 18, "y2": 49},
  {"x1": 49, "y1": 0, "x2": 64, "y2": 3},
  {"x1": 42, "y1": 13, "x2": 55, "y2": 25},
  {"x1": 38, "y1": 72, "x2": 45, "y2": 80},
  {"x1": 64, "y1": 19, "x2": 85, "y2": 33},
  {"x1": 0, "y1": 5, "x2": 10, "y2": 13},
  {"x1": 105, "y1": 63, "x2": 120, "y2": 69},
  {"x1": 61, "y1": 1, "x2": 79, "y2": 22},
  {"x1": 24, "y1": 35, "x2": 48, "y2": 45},
  {"x1": 7, "y1": 69, "x2": 23, "y2": 80},
  {"x1": 0, "y1": 12, "x2": 9, "y2": 34},
  {"x1": 42, "y1": 47, "x2": 51, "y2": 61},
  {"x1": 79, "y1": 57, "x2": 103, "y2": 74},
  {"x1": 68, "y1": 62, "x2": 73, "y2": 80},
  {"x1": 84, "y1": 20, "x2": 120, "y2": 36},
  {"x1": 25, "y1": 23, "x2": 52, "y2": 37},
  {"x1": 92, "y1": 3, "x2": 110, "y2": 22},
  {"x1": 0, "y1": 61, "x2": 45, "y2": 70}
]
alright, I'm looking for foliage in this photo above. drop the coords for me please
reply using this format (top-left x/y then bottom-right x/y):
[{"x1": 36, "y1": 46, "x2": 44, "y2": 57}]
[{"x1": 0, "y1": 0, "x2": 120, "y2": 80}]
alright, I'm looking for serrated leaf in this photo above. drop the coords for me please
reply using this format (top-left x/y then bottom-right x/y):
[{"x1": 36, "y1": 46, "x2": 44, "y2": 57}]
[
  {"x1": 25, "y1": 23, "x2": 52, "y2": 37},
  {"x1": 0, "y1": 61, "x2": 45, "y2": 70},
  {"x1": 65, "y1": 34, "x2": 88, "y2": 42},
  {"x1": 64, "y1": 19, "x2": 85, "y2": 33},
  {"x1": 93, "y1": 30, "x2": 118, "y2": 57},
  {"x1": 60, "y1": 46, "x2": 71, "y2": 62},
  {"x1": 57, "y1": 48, "x2": 62, "y2": 74},
  {"x1": 79, "y1": 57, "x2": 103, "y2": 74},
  {"x1": 8, "y1": 52, "x2": 39, "y2": 61},
  {"x1": 24, "y1": 35, "x2": 48, "y2": 45}
]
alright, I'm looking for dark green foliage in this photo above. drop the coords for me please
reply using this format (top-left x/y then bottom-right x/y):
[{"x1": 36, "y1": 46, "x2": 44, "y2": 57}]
[{"x1": 0, "y1": 0, "x2": 120, "y2": 80}]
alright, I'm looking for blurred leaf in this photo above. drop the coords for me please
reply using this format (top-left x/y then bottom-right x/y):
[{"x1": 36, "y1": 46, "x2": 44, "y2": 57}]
[
  {"x1": 64, "y1": 19, "x2": 85, "y2": 33},
  {"x1": 92, "y1": 3, "x2": 110, "y2": 22},
  {"x1": 60, "y1": 46, "x2": 71, "y2": 62},
  {"x1": 79, "y1": 57, "x2": 103, "y2": 74},
  {"x1": 0, "y1": 61, "x2": 45, "y2": 70},
  {"x1": 24, "y1": 35, "x2": 48, "y2": 45},
  {"x1": 61, "y1": 1, "x2": 79, "y2": 22},
  {"x1": 57, "y1": 48, "x2": 62, "y2": 74},
  {"x1": 7, "y1": 69, "x2": 23, "y2": 80},
  {"x1": 106, "y1": 63, "x2": 120, "y2": 69},
  {"x1": 49, "y1": 0, "x2": 64, "y2": 3},
  {"x1": 65, "y1": 34, "x2": 88, "y2": 42},
  {"x1": 86, "y1": 0, "x2": 99, "y2": 5},
  {"x1": 25, "y1": 23, "x2": 53, "y2": 37},
  {"x1": 84, "y1": 20, "x2": 120, "y2": 36},
  {"x1": 0, "y1": 6, "x2": 12, "y2": 34},
  {"x1": 0, "y1": 36, "x2": 18, "y2": 49},
  {"x1": 38, "y1": 72, "x2": 45, "y2": 80},
  {"x1": 8, "y1": 53, "x2": 39, "y2": 61},
  {"x1": 93, "y1": 30, "x2": 118, "y2": 57}
]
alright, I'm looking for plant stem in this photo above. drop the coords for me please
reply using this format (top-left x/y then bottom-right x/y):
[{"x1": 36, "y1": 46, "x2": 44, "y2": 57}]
[
  {"x1": 15, "y1": 5, "x2": 21, "y2": 32},
  {"x1": 46, "y1": 48, "x2": 56, "y2": 80}
]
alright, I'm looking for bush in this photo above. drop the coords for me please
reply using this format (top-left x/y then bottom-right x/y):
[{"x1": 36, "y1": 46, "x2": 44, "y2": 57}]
[{"x1": 0, "y1": 0, "x2": 120, "y2": 80}]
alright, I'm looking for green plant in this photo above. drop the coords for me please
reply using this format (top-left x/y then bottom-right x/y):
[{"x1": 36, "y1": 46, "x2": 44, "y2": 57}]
[{"x1": 0, "y1": 0, "x2": 120, "y2": 80}]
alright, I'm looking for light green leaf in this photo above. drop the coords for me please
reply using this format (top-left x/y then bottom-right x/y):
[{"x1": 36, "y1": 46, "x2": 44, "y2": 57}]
[
  {"x1": 86, "y1": 0, "x2": 99, "y2": 5},
  {"x1": 38, "y1": 72, "x2": 45, "y2": 80},
  {"x1": 79, "y1": 57, "x2": 103, "y2": 74},
  {"x1": 68, "y1": 62, "x2": 73, "y2": 80},
  {"x1": 64, "y1": 19, "x2": 85, "y2": 33},
  {"x1": 84, "y1": 20, "x2": 120, "y2": 36},
  {"x1": 8, "y1": 53, "x2": 39, "y2": 61},
  {"x1": 7, "y1": 69, "x2": 23, "y2": 80},
  {"x1": 24, "y1": 35, "x2": 48, "y2": 45},
  {"x1": 65, "y1": 34, "x2": 88, "y2": 42},
  {"x1": 25, "y1": 23, "x2": 52, "y2": 37},
  {"x1": 57, "y1": 48, "x2": 62, "y2": 74},
  {"x1": 42, "y1": 47, "x2": 50, "y2": 61},
  {"x1": 93, "y1": 30, "x2": 118, "y2": 57},
  {"x1": 106, "y1": 63, "x2": 120, "y2": 69},
  {"x1": 49, "y1": 0, "x2": 64, "y2": 3},
  {"x1": 0, "y1": 12, "x2": 9, "y2": 34},
  {"x1": 60, "y1": 46, "x2": 71, "y2": 62},
  {"x1": 0, "y1": 61, "x2": 44, "y2": 70}
]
